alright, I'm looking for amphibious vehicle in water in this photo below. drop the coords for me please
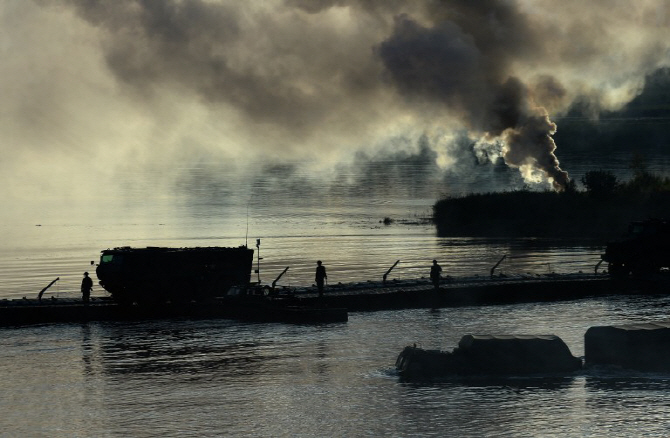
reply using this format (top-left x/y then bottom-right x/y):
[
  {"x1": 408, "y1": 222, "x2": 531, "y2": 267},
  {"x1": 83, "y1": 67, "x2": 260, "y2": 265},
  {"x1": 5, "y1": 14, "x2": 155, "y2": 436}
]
[
  {"x1": 602, "y1": 219, "x2": 670, "y2": 277},
  {"x1": 96, "y1": 246, "x2": 254, "y2": 305}
]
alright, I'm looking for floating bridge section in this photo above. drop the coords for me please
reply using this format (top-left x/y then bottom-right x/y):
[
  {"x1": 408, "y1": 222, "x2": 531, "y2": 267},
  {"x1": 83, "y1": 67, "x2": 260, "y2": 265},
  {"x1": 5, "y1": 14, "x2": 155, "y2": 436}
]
[
  {"x1": 0, "y1": 273, "x2": 660, "y2": 326},
  {"x1": 292, "y1": 273, "x2": 629, "y2": 311}
]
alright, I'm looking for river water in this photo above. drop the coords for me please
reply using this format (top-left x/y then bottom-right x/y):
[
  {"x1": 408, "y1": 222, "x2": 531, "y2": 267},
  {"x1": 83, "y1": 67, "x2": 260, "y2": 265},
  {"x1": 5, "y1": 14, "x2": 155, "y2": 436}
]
[{"x1": 2, "y1": 194, "x2": 670, "y2": 437}]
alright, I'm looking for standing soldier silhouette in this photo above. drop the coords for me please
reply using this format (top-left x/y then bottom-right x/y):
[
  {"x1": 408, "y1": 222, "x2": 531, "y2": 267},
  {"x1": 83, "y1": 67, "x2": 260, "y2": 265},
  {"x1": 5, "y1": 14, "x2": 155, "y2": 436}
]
[
  {"x1": 430, "y1": 259, "x2": 442, "y2": 310},
  {"x1": 430, "y1": 260, "x2": 442, "y2": 290},
  {"x1": 315, "y1": 260, "x2": 327, "y2": 298},
  {"x1": 81, "y1": 272, "x2": 93, "y2": 303}
]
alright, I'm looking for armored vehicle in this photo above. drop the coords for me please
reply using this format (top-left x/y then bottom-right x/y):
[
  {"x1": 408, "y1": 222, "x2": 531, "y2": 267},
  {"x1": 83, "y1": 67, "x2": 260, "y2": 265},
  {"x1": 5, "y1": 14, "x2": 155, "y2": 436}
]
[
  {"x1": 602, "y1": 219, "x2": 670, "y2": 277},
  {"x1": 96, "y1": 246, "x2": 254, "y2": 305}
]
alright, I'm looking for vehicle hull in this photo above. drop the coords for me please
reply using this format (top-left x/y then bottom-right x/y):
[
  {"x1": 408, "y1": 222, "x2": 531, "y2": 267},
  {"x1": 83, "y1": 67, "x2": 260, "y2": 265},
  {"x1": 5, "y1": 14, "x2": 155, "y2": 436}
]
[{"x1": 96, "y1": 246, "x2": 254, "y2": 305}]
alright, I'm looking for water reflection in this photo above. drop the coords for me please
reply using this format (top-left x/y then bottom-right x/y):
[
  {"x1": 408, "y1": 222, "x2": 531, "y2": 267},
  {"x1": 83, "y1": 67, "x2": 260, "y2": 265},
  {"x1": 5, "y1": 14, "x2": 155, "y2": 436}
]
[
  {"x1": 314, "y1": 339, "x2": 330, "y2": 378},
  {"x1": 80, "y1": 323, "x2": 94, "y2": 375},
  {"x1": 6, "y1": 294, "x2": 670, "y2": 436},
  {"x1": 399, "y1": 376, "x2": 577, "y2": 392},
  {"x1": 585, "y1": 371, "x2": 670, "y2": 392},
  {"x1": 94, "y1": 320, "x2": 301, "y2": 379}
]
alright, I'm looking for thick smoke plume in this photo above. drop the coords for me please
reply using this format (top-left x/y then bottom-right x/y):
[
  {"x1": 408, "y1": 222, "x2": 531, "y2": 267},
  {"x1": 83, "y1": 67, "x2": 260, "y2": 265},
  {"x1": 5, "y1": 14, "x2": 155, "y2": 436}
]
[
  {"x1": 2, "y1": 0, "x2": 670, "y2": 222},
  {"x1": 377, "y1": 10, "x2": 569, "y2": 189}
]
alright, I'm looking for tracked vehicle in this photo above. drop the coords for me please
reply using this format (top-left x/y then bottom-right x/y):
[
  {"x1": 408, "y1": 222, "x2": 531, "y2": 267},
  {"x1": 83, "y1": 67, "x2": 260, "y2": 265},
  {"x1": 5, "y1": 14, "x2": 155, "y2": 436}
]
[
  {"x1": 96, "y1": 246, "x2": 254, "y2": 305},
  {"x1": 602, "y1": 219, "x2": 670, "y2": 277}
]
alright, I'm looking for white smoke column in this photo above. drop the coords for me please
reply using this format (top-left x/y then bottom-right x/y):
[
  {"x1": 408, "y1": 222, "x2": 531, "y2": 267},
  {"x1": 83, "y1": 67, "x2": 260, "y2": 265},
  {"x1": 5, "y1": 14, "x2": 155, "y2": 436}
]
[
  {"x1": 486, "y1": 77, "x2": 569, "y2": 190},
  {"x1": 502, "y1": 108, "x2": 569, "y2": 191}
]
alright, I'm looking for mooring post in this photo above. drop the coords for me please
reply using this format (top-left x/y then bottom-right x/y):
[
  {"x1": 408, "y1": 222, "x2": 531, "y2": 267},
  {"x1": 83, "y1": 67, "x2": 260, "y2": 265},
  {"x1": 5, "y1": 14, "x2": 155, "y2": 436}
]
[
  {"x1": 37, "y1": 277, "x2": 59, "y2": 303},
  {"x1": 383, "y1": 260, "x2": 400, "y2": 285},
  {"x1": 594, "y1": 259, "x2": 604, "y2": 274},
  {"x1": 490, "y1": 255, "x2": 507, "y2": 278},
  {"x1": 272, "y1": 267, "x2": 290, "y2": 293}
]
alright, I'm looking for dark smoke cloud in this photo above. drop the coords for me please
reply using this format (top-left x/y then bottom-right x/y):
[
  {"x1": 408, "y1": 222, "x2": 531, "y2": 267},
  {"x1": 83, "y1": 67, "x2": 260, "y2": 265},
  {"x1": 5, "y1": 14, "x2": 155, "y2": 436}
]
[
  {"x1": 60, "y1": 0, "x2": 385, "y2": 140},
  {"x1": 4, "y1": 0, "x2": 670, "y2": 220},
  {"x1": 50, "y1": 1, "x2": 670, "y2": 183},
  {"x1": 377, "y1": 8, "x2": 569, "y2": 189},
  {"x1": 69, "y1": 1, "x2": 300, "y2": 124},
  {"x1": 531, "y1": 75, "x2": 568, "y2": 114}
]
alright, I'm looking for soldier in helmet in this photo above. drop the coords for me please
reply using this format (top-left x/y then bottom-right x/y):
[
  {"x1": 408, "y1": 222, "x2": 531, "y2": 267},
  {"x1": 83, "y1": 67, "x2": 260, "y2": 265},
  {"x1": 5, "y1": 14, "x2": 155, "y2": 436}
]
[{"x1": 81, "y1": 272, "x2": 93, "y2": 304}]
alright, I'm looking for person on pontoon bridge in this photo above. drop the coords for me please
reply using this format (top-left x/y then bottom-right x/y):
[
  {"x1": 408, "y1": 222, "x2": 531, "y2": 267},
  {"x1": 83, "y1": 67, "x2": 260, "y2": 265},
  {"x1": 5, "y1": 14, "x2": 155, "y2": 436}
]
[
  {"x1": 430, "y1": 260, "x2": 442, "y2": 290},
  {"x1": 81, "y1": 272, "x2": 93, "y2": 303},
  {"x1": 315, "y1": 260, "x2": 327, "y2": 298}
]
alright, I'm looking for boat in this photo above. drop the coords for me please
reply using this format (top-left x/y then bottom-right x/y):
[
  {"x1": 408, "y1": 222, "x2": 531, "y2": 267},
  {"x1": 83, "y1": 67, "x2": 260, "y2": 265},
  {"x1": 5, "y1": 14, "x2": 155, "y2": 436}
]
[
  {"x1": 396, "y1": 334, "x2": 582, "y2": 380},
  {"x1": 96, "y1": 246, "x2": 254, "y2": 305},
  {"x1": 585, "y1": 321, "x2": 670, "y2": 372}
]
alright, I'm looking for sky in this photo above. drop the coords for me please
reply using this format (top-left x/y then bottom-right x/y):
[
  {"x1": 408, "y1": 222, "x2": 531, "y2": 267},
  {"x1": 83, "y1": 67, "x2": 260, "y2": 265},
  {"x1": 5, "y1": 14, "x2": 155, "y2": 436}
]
[{"x1": 2, "y1": 0, "x2": 670, "y2": 223}]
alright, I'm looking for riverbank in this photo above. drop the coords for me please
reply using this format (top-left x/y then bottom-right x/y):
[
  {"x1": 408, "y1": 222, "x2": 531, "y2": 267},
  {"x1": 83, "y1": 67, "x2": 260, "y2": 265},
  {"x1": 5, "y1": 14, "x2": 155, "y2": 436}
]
[{"x1": 432, "y1": 190, "x2": 670, "y2": 238}]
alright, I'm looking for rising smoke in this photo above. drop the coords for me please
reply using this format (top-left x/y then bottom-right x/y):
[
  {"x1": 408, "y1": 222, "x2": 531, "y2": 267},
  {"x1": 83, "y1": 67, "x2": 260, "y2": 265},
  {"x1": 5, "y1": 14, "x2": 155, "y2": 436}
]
[
  {"x1": 376, "y1": 10, "x2": 570, "y2": 189},
  {"x1": 2, "y1": 0, "x2": 670, "y2": 221}
]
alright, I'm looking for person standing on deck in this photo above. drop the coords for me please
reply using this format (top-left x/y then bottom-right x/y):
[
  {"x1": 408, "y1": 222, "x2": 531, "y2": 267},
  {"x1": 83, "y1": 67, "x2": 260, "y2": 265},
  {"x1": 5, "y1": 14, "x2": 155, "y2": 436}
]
[
  {"x1": 430, "y1": 260, "x2": 442, "y2": 291},
  {"x1": 81, "y1": 272, "x2": 93, "y2": 303},
  {"x1": 315, "y1": 260, "x2": 327, "y2": 298}
]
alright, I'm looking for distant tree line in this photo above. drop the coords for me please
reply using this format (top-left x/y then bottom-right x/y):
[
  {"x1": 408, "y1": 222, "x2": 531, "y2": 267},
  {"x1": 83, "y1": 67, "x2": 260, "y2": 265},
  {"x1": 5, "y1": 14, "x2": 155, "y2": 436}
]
[
  {"x1": 433, "y1": 162, "x2": 670, "y2": 239},
  {"x1": 580, "y1": 165, "x2": 670, "y2": 198}
]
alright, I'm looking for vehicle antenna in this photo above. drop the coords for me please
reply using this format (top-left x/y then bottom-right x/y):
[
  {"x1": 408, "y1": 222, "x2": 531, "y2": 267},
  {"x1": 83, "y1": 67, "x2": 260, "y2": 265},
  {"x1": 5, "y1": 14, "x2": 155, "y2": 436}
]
[
  {"x1": 256, "y1": 238, "x2": 261, "y2": 284},
  {"x1": 245, "y1": 199, "x2": 250, "y2": 247}
]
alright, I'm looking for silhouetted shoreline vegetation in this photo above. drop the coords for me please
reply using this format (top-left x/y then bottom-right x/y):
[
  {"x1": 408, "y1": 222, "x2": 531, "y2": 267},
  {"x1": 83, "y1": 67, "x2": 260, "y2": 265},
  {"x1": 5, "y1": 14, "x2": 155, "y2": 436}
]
[{"x1": 433, "y1": 167, "x2": 670, "y2": 238}]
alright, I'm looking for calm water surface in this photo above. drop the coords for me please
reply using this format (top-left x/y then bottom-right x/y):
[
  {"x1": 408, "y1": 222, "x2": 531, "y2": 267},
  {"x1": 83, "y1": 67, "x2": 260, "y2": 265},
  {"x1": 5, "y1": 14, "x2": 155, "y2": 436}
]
[
  {"x1": 2, "y1": 299, "x2": 670, "y2": 437},
  {"x1": 0, "y1": 199, "x2": 604, "y2": 301},
  {"x1": 1, "y1": 199, "x2": 668, "y2": 437}
]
